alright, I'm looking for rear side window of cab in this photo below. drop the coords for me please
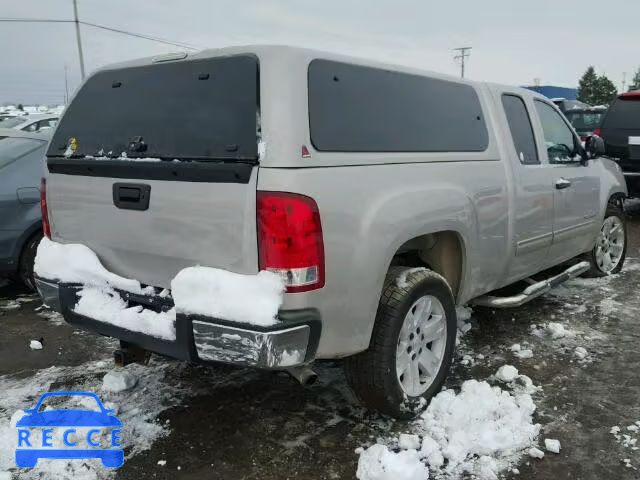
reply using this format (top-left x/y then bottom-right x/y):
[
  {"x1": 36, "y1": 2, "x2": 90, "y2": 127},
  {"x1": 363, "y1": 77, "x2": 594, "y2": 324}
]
[{"x1": 307, "y1": 59, "x2": 489, "y2": 153}]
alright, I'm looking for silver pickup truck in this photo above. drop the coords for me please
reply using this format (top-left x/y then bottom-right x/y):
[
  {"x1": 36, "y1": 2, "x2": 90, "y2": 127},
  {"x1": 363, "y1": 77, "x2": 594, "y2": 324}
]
[{"x1": 35, "y1": 46, "x2": 627, "y2": 418}]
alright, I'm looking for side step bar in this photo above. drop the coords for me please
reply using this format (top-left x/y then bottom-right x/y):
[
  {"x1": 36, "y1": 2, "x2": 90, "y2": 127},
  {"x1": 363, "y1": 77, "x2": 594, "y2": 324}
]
[{"x1": 471, "y1": 261, "x2": 590, "y2": 309}]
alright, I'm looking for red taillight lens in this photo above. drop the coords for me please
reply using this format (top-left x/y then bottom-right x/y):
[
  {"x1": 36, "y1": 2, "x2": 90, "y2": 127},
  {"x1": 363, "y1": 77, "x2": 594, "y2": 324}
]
[
  {"x1": 257, "y1": 191, "x2": 325, "y2": 293},
  {"x1": 594, "y1": 127, "x2": 602, "y2": 137},
  {"x1": 40, "y1": 178, "x2": 51, "y2": 239}
]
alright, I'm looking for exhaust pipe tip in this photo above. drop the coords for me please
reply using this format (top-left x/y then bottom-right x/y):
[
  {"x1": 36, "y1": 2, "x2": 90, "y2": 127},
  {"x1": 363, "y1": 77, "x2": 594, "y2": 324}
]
[{"x1": 286, "y1": 366, "x2": 318, "y2": 386}]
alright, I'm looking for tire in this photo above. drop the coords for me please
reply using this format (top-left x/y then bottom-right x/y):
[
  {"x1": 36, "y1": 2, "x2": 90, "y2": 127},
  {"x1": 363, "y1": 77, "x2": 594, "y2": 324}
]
[
  {"x1": 18, "y1": 232, "x2": 43, "y2": 291},
  {"x1": 344, "y1": 267, "x2": 457, "y2": 419},
  {"x1": 584, "y1": 202, "x2": 627, "y2": 277}
]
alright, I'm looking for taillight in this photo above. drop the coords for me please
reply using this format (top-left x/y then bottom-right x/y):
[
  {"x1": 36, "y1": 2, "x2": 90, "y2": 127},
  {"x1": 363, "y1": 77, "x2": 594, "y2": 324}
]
[
  {"x1": 257, "y1": 191, "x2": 325, "y2": 293},
  {"x1": 594, "y1": 127, "x2": 602, "y2": 137},
  {"x1": 40, "y1": 178, "x2": 51, "y2": 239}
]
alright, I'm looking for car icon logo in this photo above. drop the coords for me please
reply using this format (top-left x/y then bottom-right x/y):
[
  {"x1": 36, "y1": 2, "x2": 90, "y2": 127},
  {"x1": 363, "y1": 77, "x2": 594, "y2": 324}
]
[{"x1": 15, "y1": 391, "x2": 124, "y2": 468}]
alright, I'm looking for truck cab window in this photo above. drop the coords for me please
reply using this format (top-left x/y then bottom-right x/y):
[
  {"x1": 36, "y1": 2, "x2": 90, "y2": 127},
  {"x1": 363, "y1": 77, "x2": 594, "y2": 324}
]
[
  {"x1": 502, "y1": 94, "x2": 539, "y2": 165},
  {"x1": 534, "y1": 100, "x2": 578, "y2": 163}
]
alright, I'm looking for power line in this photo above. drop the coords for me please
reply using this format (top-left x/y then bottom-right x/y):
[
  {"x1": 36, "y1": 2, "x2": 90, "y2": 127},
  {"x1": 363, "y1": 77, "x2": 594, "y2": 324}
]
[
  {"x1": 0, "y1": 18, "x2": 73, "y2": 23},
  {"x1": 80, "y1": 21, "x2": 199, "y2": 50},
  {"x1": 0, "y1": 17, "x2": 200, "y2": 51},
  {"x1": 453, "y1": 47, "x2": 472, "y2": 79}
]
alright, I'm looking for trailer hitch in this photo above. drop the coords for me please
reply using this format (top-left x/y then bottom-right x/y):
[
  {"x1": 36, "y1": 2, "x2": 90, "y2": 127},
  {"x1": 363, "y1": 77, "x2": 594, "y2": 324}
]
[{"x1": 114, "y1": 341, "x2": 151, "y2": 367}]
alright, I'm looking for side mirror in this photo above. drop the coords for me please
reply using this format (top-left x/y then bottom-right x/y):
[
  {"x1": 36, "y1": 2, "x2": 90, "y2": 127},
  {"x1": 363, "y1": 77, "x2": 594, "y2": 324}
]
[{"x1": 585, "y1": 135, "x2": 605, "y2": 159}]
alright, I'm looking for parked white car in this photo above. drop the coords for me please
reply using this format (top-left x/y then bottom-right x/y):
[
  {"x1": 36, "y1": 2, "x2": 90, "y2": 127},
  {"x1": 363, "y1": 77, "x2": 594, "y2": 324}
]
[{"x1": 0, "y1": 114, "x2": 59, "y2": 132}]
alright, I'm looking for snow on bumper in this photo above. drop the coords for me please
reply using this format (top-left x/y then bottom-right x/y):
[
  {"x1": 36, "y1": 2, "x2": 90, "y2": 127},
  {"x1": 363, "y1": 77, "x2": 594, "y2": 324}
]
[{"x1": 33, "y1": 239, "x2": 320, "y2": 368}]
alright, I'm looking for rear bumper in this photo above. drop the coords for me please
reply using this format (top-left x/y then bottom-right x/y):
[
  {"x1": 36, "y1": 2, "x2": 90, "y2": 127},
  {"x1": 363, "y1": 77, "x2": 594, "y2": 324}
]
[{"x1": 34, "y1": 277, "x2": 321, "y2": 369}]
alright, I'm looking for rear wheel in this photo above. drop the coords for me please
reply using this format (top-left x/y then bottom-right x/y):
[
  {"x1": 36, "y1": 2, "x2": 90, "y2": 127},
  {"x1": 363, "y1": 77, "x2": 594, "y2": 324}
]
[
  {"x1": 344, "y1": 267, "x2": 457, "y2": 418},
  {"x1": 18, "y1": 232, "x2": 43, "y2": 290},
  {"x1": 585, "y1": 203, "x2": 626, "y2": 277}
]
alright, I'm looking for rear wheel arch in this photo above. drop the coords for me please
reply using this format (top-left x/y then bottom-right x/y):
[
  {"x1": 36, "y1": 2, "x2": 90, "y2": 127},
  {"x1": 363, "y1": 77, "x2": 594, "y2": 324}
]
[
  {"x1": 17, "y1": 228, "x2": 43, "y2": 290},
  {"x1": 608, "y1": 192, "x2": 626, "y2": 210},
  {"x1": 386, "y1": 230, "x2": 466, "y2": 302}
]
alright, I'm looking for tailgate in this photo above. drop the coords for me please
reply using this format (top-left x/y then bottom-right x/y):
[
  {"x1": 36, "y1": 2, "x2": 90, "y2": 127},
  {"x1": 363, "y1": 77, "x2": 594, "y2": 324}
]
[{"x1": 45, "y1": 54, "x2": 261, "y2": 288}]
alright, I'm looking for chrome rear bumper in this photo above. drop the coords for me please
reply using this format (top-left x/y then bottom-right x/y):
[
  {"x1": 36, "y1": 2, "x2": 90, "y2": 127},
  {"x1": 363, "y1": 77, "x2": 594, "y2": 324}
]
[
  {"x1": 192, "y1": 320, "x2": 310, "y2": 368},
  {"x1": 35, "y1": 277, "x2": 62, "y2": 313},
  {"x1": 34, "y1": 277, "x2": 320, "y2": 369}
]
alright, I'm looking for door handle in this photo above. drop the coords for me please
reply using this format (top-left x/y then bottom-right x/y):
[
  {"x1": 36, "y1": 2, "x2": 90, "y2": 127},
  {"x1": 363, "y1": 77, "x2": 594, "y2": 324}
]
[
  {"x1": 113, "y1": 183, "x2": 151, "y2": 211},
  {"x1": 555, "y1": 178, "x2": 572, "y2": 190}
]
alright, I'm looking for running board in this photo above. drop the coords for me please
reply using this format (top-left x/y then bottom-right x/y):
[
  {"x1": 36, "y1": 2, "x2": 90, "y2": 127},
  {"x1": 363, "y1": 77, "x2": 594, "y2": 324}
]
[{"x1": 471, "y1": 261, "x2": 590, "y2": 309}]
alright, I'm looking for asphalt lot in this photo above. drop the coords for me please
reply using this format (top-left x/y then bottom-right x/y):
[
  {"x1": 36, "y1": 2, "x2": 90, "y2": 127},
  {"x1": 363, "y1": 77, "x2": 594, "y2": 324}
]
[{"x1": 2, "y1": 204, "x2": 640, "y2": 479}]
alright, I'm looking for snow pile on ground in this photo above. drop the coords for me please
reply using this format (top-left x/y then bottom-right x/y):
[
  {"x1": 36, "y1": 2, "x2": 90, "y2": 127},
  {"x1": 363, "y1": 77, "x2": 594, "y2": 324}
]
[
  {"x1": 495, "y1": 365, "x2": 519, "y2": 383},
  {"x1": 611, "y1": 423, "x2": 640, "y2": 449},
  {"x1": 0, "y1": 359, "x2": 187, "y2": 479},
  {"x1": 171, "y1": 267, "x2": 284, "y2": 326},
  {"x1": 102, "y1": 369, "x2": 138, "y2": 392},
  {"x1": 29, "y1": 340, "x2": 43, "y2": 350},
  {"x1": 528, "y1": 447, "x2": 545, "y2": 458},
  {"x1": 530, "y1": 322, "x2": 575, "y2": 340},
  {"x1": 35, "y1": 238, "x2": 152, "y2": 295},
  {"x1": 0, "y1": 295, "x2": 38, "y2": 311},
  {"x1": 455, "y1": 306, "x2": 473, "y2": 334},
  {"x1": 544, "y1": 438, "x2": 561, "y2": 453},
  {"x1": 74, "y1": 287, "x2": 177, "y2": 340},
  {"x1": 357, "y1": 380, "x2": 540, "y2": 479},
  {"x1": 357, "y1": 444, "x2": 429, "y2": 480},
  {"x1": 574, "y1": 346, "x2": 588, "y2": 360},
  {"x1": 510, "y1": 343, "x2": 534, "y2": 359},
  {"x1": 36, "y1": 308, "x2": 66, "y2": 326}
]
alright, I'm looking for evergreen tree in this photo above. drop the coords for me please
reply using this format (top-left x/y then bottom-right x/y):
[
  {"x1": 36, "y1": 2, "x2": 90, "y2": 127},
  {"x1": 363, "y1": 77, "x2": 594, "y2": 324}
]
[
  {"x1": 629, "y1": 68, "x2": 640, "y2": 91},
  {"x1": 577, "y1": 67, "x2": 618, "y2": 106},
  {"x1": 593, "y1": 75, "x2": 618, "y2": 105},
  {"x1": 577, "y1": 66, "x2": 598, "y2": 104}
]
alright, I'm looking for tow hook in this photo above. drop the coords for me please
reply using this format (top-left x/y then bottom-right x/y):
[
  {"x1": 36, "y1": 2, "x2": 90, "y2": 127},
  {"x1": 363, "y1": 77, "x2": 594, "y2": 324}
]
[
  {"x1": 114, "y1": 341, "x2": 151, "y2": 367},
  {"x1": 286, "y1": 365, "x2": 318, "y2": 386}
]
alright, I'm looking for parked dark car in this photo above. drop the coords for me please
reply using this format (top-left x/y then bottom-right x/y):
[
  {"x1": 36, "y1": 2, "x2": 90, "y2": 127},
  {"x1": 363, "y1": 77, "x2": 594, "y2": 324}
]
[
  {"x1": 599, "y1": 91, "x2": 640, "y2": 196},
  {"x1": 0, "y1": 129, "x2": 51, "y2": 288},
  {"x1": 565, "y1": 106, "x2": 607, "y2": 141}
]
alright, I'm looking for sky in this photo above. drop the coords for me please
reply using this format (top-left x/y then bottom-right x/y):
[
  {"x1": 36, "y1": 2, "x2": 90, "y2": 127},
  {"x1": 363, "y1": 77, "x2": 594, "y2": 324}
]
[{"x1": 2, "y1": 0, "x2": 639, "y2": 105}]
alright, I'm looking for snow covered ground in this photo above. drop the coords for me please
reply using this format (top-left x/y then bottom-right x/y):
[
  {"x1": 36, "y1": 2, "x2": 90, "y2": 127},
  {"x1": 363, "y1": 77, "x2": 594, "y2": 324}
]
[
  {"x1": 2, "y1": 214, "x2": 640, "y2": 479},
  {"x1": 356, "y1": 254, "x2": 640, "y2": 480},
  {"x1": 0, "y1": 360, "x2": 187, "y2": 479}
]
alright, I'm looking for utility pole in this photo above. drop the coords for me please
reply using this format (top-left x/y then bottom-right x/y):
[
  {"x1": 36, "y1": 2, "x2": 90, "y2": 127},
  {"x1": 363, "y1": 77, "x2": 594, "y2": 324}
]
[
  {"x1": 72, "y1": 0, "x2": 86, "y2": 80},
  {"x1": 622, "y1": 72, "x2": 627, "y2": 92},
  {"x1": 64, "y1": 65, "x2": 69, "y2": 104},
  {"x1": 453, "y1": 47, "x2": 472, "y2": 79}
]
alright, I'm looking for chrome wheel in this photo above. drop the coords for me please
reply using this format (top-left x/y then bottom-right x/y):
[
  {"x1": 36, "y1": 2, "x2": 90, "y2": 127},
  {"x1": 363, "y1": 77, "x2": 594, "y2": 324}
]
[
  {"x1": 395, "y1": 295, "x2": 447, "y2": 396},
  {"x1": 595, "y1": 215, "x2": 625, "y2": 273}
]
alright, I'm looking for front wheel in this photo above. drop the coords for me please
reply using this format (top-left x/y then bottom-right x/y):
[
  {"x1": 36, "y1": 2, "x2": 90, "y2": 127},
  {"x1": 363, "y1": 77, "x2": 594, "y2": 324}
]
[
  {"x1": 585, "y1": 203, "x2": 627, "y2": 277},
  {"x1": 344, "y1": 267, "x2": 457, "y2": 419}
]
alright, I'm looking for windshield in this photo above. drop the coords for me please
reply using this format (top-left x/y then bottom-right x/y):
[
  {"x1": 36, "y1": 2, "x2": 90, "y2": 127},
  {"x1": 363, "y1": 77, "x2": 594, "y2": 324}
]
[
  {"x1": 0, "y1": 117, "x2": 24, "y2": 128},
  {"x1": 565, "y1": 111, "x2": 605, "y2": 130},
  {"x1": 48, "y1": 54, "x2": 259, "y2": 161},
  {"x1": 604, "y1": 98, "x2": 640, "y2": 129}
]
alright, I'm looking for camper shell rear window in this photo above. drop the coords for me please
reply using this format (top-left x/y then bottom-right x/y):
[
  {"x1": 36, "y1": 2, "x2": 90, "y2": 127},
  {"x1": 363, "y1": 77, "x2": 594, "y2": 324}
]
[
  {"x1": 307, "y1": 59, "x2": 489, "y2": 152},
  {"x1": 48, "y1": 54, "x2": 259, "y2": 162}
]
